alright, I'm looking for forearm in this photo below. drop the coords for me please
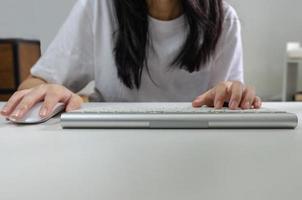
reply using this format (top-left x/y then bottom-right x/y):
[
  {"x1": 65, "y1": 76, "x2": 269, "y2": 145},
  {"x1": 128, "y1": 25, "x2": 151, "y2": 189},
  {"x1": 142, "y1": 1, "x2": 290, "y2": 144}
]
[{"x1": 17, "y1": 75, "x2": 47, "y2": 90}]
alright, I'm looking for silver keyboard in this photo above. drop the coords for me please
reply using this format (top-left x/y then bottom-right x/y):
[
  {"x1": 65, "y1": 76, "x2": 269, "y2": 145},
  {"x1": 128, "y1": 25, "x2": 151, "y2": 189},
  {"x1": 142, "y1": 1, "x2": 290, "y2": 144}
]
[
  {"x1": 71, "y1": 103, "x2": 286, "y2": 114},
  {"x1": 61, "y1": 103, "x2": 298, "y2": 129}
]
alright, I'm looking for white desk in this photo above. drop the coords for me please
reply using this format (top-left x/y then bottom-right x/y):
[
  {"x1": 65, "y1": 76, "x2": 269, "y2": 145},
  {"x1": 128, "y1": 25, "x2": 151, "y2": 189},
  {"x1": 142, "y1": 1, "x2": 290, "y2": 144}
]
[{"x1": 0, "y1": 102, "x2": 302, "y2": 200}]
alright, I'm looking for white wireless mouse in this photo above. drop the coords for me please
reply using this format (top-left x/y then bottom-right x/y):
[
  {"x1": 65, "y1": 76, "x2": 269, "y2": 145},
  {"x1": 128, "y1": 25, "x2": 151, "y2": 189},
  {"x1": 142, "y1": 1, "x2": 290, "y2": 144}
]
[{"x1": 8, "y1": 102, "x2": 65, "y2": 124}]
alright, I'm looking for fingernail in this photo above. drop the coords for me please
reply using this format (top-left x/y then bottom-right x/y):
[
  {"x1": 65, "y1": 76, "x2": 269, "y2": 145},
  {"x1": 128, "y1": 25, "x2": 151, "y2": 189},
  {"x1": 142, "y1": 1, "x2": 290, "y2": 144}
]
[
  {"x1": 1, "y1": 106, "x2": 9, "y2": 114},
  {"x1": 244, "y1": 102, "x2": 250, "y2": 109},
  {"x1": 193, "y1": 99, "x2": 200, "y2": 103},
  {"x1": 40, "y1": 108, "x2": 48, "y2": 117},
  {"x1": 1, "y1": 107, "x2": 8, "y2": 113},
  {"x1": 230, "y1": 100, "x2": 238, "y2": 109},
  {"x1": 215, "y1": 101, "x2": 222, "y2": 109},
  {"x1": 8, "y1": 117, "x2": 17, "y2": 122},
  {"x1": 11, "y1": 110, "x2": 22, "y2": 119},
  {"x1": 192, "y1": 100, "x2": 199, "y2": 105}
]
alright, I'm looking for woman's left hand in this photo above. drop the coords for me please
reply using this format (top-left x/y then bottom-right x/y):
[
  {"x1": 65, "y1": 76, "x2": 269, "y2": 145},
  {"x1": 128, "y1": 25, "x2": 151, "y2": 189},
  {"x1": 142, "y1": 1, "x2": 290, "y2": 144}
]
[{"x1": 192, "y1": 81, "x2": 262, "y2": 109}]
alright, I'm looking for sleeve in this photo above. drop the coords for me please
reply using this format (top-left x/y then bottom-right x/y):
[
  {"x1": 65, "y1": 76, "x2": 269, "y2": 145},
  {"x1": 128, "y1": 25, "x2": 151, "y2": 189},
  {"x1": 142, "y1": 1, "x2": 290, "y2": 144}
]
[
  {"x1": 30, "y1": 0, "x2": 95, "y2": 93},
  {"x1": 209, "y1": 4, "x2": 244, "y2": 88}
]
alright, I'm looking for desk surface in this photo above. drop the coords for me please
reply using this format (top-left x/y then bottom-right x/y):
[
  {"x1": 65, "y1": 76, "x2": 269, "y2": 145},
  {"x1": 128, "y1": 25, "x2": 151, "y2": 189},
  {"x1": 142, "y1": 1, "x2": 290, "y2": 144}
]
[{"x1": 0, "y1": 102, "x2": 302, "y2": 200}]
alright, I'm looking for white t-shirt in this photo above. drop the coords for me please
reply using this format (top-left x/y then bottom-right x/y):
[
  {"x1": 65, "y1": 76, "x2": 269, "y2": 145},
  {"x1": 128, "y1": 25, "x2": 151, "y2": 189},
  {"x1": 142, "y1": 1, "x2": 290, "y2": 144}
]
[{"x1": 31, "y1": 0, "x2": 243, "y2": 102}]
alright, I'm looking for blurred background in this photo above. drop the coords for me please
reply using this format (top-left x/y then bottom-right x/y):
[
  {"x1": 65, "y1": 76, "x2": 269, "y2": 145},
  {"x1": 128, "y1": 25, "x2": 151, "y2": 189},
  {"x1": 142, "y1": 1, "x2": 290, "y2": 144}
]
[{"x1": 0, "y1": 0, "x2": 302, "y2": 101}]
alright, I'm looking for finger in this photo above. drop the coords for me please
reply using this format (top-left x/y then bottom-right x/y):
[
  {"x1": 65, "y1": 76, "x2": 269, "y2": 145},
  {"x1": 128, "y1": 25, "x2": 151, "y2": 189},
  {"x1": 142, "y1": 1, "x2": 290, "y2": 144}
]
[
  {"x1": 214, "y1": 83, "x2": 228, "y2": 109},
  {"x1": 10, "y1": 88, "x2": 46, "y2": 119},
  {"x1": 66, "y1": 94, "x2": 83, "y2": 112},
  {"x1": 240, "y1": 86, "x2": 256, "y2": 109},
  {"x1": 39, "y1": 94, "x2": 61, "y2": 117},
  {"x1": 228, "y1": 82, "x2": 244, "y2": 110},
  {"x1": 40, "y1": 86, "x2": 74, "y2": 117},
  {"x1": 192, "y1": 89, "x2": 215, "y2": 108},
  {"x1": 252, "y1": 96, "x2": 262, "y2": 109},
  {"x1": 1, "y1": 90, "x2": 30, "y2": 116}
]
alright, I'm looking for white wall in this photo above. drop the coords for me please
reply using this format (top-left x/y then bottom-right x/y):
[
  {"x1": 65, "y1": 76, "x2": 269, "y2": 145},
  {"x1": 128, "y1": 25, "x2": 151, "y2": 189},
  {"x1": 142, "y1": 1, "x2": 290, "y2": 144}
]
[
  {"x1": 1, "y1": 0, "x2": 302, "y2": 100},
  {"x1": 228, "y1": 0, "x2": 302, "y2": 100},
  {"x1": 0, "y1": 0, "x2": 76, "y2": 51}
]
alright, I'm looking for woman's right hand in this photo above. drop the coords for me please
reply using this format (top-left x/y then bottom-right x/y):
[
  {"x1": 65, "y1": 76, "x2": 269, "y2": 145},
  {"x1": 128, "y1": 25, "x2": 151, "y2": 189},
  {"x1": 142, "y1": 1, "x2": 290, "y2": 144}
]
[{"x1": 0, "y1": 84, "x2": 83, "y2": 120}]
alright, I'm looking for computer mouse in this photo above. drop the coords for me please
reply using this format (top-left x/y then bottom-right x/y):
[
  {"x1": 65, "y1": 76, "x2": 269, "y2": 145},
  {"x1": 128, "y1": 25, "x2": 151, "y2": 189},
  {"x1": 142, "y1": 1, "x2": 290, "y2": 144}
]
[{"x1": 8, "y1": 102, "x2": 65, "y2": 124}]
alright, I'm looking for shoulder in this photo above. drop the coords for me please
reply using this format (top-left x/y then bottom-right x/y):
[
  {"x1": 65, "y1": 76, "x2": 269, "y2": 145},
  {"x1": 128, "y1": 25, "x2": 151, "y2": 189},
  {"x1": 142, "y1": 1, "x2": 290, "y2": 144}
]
[
  {"x1": 75, "y1": 0, "x2": 114, "y2": 13},
  {"x1": 220, "y1": 2, "x2": 241, "y2": 38},
  {"x1": 71, "y1": 0, "x2": 116, "y2": 27},
  {"x1": 223, "y1": 2, "x2": 240, "y2": 22},
  {"x1": 213, "y1": 2, "x2": 242, "y2": 60}
]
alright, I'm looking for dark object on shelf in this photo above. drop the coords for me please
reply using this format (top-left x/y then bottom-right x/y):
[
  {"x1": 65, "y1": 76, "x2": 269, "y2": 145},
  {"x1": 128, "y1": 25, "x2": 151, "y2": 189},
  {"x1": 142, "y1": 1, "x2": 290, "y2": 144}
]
[
  {"x1": 0, "y1": 38, "x2": 41, "y2": 101},
  {"x1": 294, "y1": 91, "x2": 302, "y2": 101}
]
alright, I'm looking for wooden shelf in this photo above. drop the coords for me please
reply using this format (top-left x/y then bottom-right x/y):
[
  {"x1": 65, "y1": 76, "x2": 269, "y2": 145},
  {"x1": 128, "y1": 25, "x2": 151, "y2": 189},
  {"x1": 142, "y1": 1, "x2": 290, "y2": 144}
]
[{"x1": 0, "y1": 39, "x2": 41, "y2": 101}]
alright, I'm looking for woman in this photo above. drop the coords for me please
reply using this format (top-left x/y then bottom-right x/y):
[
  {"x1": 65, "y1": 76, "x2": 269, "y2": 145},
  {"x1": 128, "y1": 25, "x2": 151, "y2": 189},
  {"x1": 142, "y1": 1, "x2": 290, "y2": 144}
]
[{"x1": 1, "y1": 0, "x2": 261, "y2": 120}]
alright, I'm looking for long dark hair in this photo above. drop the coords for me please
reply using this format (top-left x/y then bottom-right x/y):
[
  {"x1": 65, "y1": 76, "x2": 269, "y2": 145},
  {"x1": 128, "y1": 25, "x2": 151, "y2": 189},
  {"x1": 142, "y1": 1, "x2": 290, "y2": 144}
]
[{"x1": 113, "y1": 0, "x2": 224, "y2": 89}]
